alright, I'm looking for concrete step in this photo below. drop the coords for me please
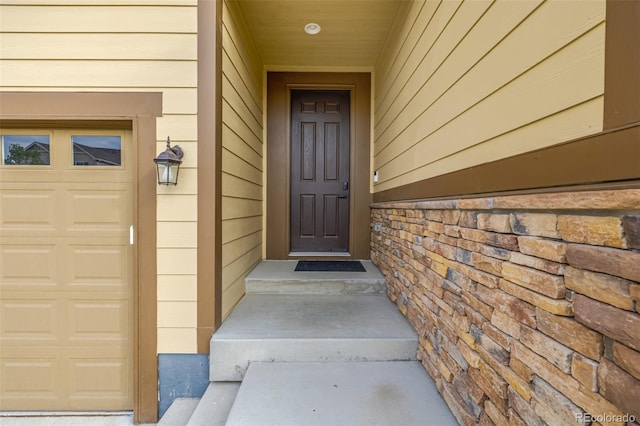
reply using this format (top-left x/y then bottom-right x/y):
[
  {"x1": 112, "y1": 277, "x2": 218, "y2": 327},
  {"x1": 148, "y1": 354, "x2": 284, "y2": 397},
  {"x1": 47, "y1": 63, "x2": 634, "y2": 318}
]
[
  {"x1": 186, "y1": 382, "x2": 240, "y2": 426},
  {"x1": 225, "y1": 361, "x2": 458, "y2": 426},
  {"x1": 157, "y1": 398, "x2": 199, "y2": 426},
  {"x1": 209, "y1": 294, "x2": 418, "y2": 381},
  {"x1": 245, "y1": 260, "x2": 386, "y2": 295}
]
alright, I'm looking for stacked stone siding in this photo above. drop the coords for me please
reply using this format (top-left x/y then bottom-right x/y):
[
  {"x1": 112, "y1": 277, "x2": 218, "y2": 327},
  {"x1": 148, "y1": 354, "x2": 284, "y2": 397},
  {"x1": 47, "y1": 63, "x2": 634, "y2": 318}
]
[{"x1": 370, "y1": 189, "x2": 640, "y2": 426}]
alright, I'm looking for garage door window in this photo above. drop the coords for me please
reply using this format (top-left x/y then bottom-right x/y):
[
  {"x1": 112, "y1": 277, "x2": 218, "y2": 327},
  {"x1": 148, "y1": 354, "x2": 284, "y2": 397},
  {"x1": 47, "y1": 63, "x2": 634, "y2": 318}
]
[
  {"x1": 72, "y1": 135, "x2": 122, "y2": 167},
  {"x1": 1, "y1": 134, "x2": 51, "y2": 165}
]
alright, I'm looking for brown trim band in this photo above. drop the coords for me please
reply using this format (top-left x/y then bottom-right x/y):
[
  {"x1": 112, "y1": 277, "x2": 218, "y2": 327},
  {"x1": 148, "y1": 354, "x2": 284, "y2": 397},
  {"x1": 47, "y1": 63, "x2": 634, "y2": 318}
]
[
  {"x1": 0, "y1": 92, "x2": 162, "y2": 117},
  {"x1": 604, "y1": 0, "x2": 640, "y2": 130},
  {"x1": 197, "y1": 0, "x2": 223, "y2": 353},
  {"x1": 0, "y1": 91, "x2": 161, "y2": 424},
  {"x1": 373, "y1": 124, "x2": 640, "y2": 203},
  {"x1": 0, "y1": 120, "x2": 133, "y2": 129}
]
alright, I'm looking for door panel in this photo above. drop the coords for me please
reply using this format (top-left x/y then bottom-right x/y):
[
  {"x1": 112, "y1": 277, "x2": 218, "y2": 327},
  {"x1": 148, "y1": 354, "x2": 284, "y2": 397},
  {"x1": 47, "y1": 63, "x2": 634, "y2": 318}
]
[{"x1": 290, "y1": 90, "x2": 350, "y2": 252}]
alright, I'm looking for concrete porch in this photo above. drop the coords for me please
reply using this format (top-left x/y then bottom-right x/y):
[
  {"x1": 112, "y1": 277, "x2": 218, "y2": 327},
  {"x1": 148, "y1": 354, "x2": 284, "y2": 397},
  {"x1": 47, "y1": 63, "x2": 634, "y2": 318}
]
[{"x1": 160, "y1": 260, "x2": 457, "y2": 425}]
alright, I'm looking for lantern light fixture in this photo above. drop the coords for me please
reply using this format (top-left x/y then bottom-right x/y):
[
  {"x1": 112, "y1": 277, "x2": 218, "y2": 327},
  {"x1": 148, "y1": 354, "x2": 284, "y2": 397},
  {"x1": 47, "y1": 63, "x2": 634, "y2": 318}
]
[{"x1": 154, "y1": 137, "x2": 184, "y2": 186}]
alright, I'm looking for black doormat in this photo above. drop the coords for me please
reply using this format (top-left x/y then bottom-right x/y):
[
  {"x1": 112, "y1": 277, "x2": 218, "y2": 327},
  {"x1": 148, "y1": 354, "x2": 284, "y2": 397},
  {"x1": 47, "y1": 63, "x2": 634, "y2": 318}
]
[{"x1": 295, "y1": 260, "x2": 366, "y2": 272}]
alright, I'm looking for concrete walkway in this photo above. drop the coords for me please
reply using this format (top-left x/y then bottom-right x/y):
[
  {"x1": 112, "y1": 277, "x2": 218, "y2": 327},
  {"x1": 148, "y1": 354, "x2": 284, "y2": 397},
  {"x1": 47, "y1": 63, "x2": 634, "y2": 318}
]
[
  {"x1": 209, "y1": 293, "x2": 418, "y2": 381},
  {"x1": 245, "y1": 259, "x2": 386, "y2": 295},
  {"x1": 225, "y1": 361, "x2": 458, "y2": 426}
]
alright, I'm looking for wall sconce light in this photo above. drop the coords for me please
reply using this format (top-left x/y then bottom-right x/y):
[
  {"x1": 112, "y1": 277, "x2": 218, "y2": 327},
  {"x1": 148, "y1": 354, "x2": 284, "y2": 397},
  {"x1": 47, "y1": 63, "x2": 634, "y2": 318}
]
[{"x1": 154, "y1": 137, "x2": 184, "y2": 185}]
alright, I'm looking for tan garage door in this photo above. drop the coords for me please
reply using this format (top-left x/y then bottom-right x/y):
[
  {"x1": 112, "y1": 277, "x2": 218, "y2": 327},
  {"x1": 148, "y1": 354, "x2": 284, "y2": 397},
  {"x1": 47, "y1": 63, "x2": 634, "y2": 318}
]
[{"x1": 0, "y1": 128, "x2": 134, "y2": 411}]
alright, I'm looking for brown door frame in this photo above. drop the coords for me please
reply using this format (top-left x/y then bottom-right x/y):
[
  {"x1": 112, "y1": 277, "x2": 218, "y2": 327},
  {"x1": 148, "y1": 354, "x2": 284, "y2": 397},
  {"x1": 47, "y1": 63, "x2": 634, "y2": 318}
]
[
  {"x1": 0, "y1": 92, "x2": 161, "y2": 424},
  {"x1": 266, "y1": 72, "x2": 372, "y2": 260}
]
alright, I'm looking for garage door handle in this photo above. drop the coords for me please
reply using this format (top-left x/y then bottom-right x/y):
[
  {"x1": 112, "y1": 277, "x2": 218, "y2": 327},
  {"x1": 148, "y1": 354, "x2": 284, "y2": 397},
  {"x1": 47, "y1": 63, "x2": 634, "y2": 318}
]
[{"x1": 130, "y1": 225, "x2": 134, "y2": 245}]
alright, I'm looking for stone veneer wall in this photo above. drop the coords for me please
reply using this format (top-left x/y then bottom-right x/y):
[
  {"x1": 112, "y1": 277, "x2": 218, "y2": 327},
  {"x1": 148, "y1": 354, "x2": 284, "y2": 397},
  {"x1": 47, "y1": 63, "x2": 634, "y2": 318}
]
[{"x1": 370, "y1": 189, "x2": 640, "y2": 426}]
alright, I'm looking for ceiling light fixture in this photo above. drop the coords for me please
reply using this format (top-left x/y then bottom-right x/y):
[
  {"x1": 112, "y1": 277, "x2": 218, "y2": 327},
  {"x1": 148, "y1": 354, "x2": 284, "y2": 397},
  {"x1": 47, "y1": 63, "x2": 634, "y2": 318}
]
[{"x1": 304, "y1": 23, "x2": 321, "y2": 35}]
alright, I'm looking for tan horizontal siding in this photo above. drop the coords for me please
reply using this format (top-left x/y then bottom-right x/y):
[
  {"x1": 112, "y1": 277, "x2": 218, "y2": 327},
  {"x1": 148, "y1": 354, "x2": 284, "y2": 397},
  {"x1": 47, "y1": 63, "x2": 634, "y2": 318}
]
[
  {"x1": 375, "y1": 0, "x2": 539, "y2": 145},
  {"x1": 221, "y1": 246, "x2": 262, "y2": 292},
  {"x1": 222, "y1": 101, "x2": 262, "y2": 155},
  {"x1": 375, "y1": 0, "x2": 600, "y2": 155},
  {"x1": 158, "y1": 301, "x2": 197, "y2": 328},
  {"x1": 0, "y1": 33, "x2": 197, "y2": 60},
  {"x1": 374, "y1": 0, "x2": 431, "y2": 106},
  {"x1": 158, "y1": 115, "x2": 198, "y2": 141},
  {"x1": 375, "y1": 0, "x2": 462, "y2": 121},
  {"x1": 4, "y1": 0, "x2": 196, "y2": 5},
  {"x1": 378, "y1": 25, "x2": 606, "y2": 189},
  {"x1": 157, "y1": 195, "x2": 197, "y2": 221},
  {"x1": 158, "y1": 275, "x2": 197, "y2": 302},
  {"x1": 373, "y1": 0, "x2": 606, "y2": 192},
  {"x1": 157, "y1": 328, "x2": 196, "y2": 354},
  {"x1": 157, "y1": 248, "x2": 197, "y2": 276},
  {"x1": 222, "y1": 197, "x2": 263, "y2": 221},
  {"x1": 383, "y1": 97, "x2": 604, "y2": 192},
  {"x1": 222, "y1": 216, "x2": 263, "y2": 245},
  {"x1": 222, "y1": 2, "x2": 262, "y2": 103},
  {"x1": 222, "y1": 50, "x2": 262, "y2": 125},
  {"x1": 0, "y1": 60, "x2": 196, "y2": 87},
  {"x1": 221, "y1": 245, "x2": 261, "y2": 319},
  {"x1": 223, "y1": 75, "x2": 262, "y2": 138},
  {"x1": 222, "y1": 148, "x2": 262, "y2": 185},
  {"x1": 222, "y1": 230, "x2": 262, "y2": 267},
  {"x1": 0, "y1": 5, "x2": 196, "y2": 33},
  {"x1": 222, "y1": 124, "x2": 263, "y2": 171},
  {"x1": 0, "y1": 1, "x2": 200, "y2": 353},
  {"x1": 220, "y1": 0, "x2": 264, "y2": 317},
  {"x1": 222, "y1": 173, "x2": 263, "y2": 201},
  {"x1": 157, "y1": 222, "x2": 198, "y2": 249}
]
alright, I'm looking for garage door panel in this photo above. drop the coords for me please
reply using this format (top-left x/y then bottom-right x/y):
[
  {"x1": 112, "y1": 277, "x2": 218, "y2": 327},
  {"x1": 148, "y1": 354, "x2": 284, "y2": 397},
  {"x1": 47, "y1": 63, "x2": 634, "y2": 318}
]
[
  {"x1": 65, "y1": 244, "x2": 129, "y2": 289},
  {"x1": 0, "y1": 354, "x2": 61, "y2": 403},
  {"x1": 0, "y1": 299, "x2": 59, "y2": 343},
  {"x1": 0, "y1": 170, "x2": 63, "y2": 184},
  {"x1": 65, "y1": 346, "x2": 132, "y2": 410},
  {"x1": 68, "y1": 298, "x2": 130, "y2": 343},
  {"x1": 0, "y1": 243, "x2": 59, "y2": 289},
  {"x1": 64, "y1": 189, "x2": 130, "y2": 236},
  {"x1": 68, "y1": 357, "x2": 131, "y2": 402},
  {"x1": 0, "y1": 293, "x2": 130, "y2": 346},
  {"x1": 0, "y1": 188, "x2": 58, "y2": 235},
  {"x1": 0, "y1": 347, "x2": 131, "y2": 410},
  {"x1": 63, "y1": 169, "x2": 131, "y2": 184}
]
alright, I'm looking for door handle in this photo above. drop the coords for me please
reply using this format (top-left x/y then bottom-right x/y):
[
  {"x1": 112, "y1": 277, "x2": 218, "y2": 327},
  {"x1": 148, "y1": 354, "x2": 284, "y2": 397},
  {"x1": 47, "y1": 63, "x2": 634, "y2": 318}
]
[{"x1": 339, "y1": 193, "x2": 348, "y2": 199}]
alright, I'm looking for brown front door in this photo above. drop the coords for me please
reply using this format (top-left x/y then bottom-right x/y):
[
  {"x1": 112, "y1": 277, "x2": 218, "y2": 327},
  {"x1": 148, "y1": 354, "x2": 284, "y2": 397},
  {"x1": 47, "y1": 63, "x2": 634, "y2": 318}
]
[{"x1": 290, "y1": 90, "x2": 350, "y2": 252}]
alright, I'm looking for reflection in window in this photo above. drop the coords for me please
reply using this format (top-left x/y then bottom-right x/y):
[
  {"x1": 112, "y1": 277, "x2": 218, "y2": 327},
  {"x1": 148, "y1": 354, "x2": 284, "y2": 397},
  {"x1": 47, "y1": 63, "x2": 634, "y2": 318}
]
[
  {"x1": 72, "y1": 135, "x2": 122, "y2": 166},
  {"x1": 1, "y1": 135, "x2": 51, "y2": 165}
]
